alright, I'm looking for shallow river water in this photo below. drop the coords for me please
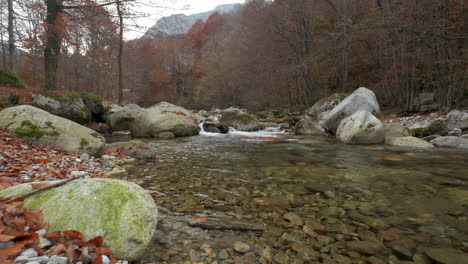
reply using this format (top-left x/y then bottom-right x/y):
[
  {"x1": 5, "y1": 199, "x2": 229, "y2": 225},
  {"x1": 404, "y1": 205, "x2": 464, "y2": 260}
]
[{"x1": 119, "y1": 129, "x2": 468, "y2": 264}]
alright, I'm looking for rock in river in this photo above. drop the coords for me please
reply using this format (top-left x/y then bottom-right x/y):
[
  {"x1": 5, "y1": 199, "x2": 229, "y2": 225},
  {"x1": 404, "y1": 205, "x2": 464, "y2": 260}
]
[
  {"x1": 430, "y1": 136, "x2": 468, "y2": 149},
  {"x1": 0, "y1": 105, "x2": 105, "y2": 157},
  {"x1": 336, "y1": 110, "x2": 385, "y2": 145},
  {"x1": 322, "y1": 87, "x2": 381, "y2": 133},
  {"x1": 219, "y1": 109, "x2": 260, "y2": 132},
  {"x1": 386, "y1": 136, "x2": 435, "y2": 148},
  {"x1": 424, "y1": 247, "x2": 468, "y2": 264},
  {"x1": 131, "y1": 102, "x2": 200, "y2": 137},
  {"x1": 0, "y1": 179, "x2": 158, "y2": 260}
]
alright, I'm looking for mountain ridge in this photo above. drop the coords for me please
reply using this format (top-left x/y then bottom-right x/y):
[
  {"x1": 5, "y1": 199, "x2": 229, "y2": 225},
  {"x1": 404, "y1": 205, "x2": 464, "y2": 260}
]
[{"x1": 144, "y1": 3, "x2": 242, "y2": 37}]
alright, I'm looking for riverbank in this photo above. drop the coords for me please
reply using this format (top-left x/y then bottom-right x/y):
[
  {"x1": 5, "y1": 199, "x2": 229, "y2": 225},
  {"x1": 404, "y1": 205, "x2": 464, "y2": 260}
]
[{"x1": 0, "y1": 128, "x2": 136, "y2": 263}]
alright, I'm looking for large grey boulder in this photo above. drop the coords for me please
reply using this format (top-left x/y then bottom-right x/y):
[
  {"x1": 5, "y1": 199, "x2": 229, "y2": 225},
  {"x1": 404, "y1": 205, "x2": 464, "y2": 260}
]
[
  {"x1": 386, "y1": 137, "x2": 435, "y2": 148},
  {"x1": 336, "y1": 110, "x2": 385, "y2": 145},
  {"x1": 295, "y1": 94, "x2": 344, "y2": 135},
  {"x1": 430, "y1": 136, "x2": 468, "y2": 149},
  {"x1": 219, "y1": 109, "x2": 260, "y2": 132},
  {"x1": 0, "y1": 105, "x2": 105, "y2": 157},
  {"x1": 321, "y1": 88, "x2": 381, "y2": 133},
  {"x1": 0, "y1": 179, "x2": 158, "y2": 260},
  {"x1": 33, "y1": 94, "x2": 91, "y2": 124},
  {"x1": 131, "y1": 102, "x2": 200, "y2": 137},
  {"x1": 107, "y1": 104, "x2": 143, "y2": 132}
]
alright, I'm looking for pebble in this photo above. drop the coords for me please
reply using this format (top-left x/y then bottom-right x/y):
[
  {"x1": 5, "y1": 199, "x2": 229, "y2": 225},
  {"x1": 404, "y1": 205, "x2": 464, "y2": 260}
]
[
  {"x1": 101, "y1": 255, "x2": 110, "y2": 264},
  {"x1": 48, "y1": 256, "x2": 67, "y2": 264},
  {"x1": 14, "y1": 256, "x2": 29, "y2": 264},
  {"x1": 79, "y1": 153, "x2": 90, "y2": 161},
  {"x1": 233, "y1": 241, "x2": 250, "y2": 253},
  {"x1": 283, "y1": 212, "x2": 303, "y2": 226},
  {"x1": 27, "y1": 256, "x2": 49, "y2": 264},
  {"x1": 218, "y1": 249, "x2": 230, "y2": 259},
  {"x1": 324, "y1": 190, "x2": 336, "y2": 199},
  {"x1": 20, "y1": 248, "x2": 38, "y2": 258},
  {"x1": 70, "y1": 171, "x2": 87, "y2": 177},
  {"x1": 346, "y1": 240, "x2": 384, "y2": 255}
]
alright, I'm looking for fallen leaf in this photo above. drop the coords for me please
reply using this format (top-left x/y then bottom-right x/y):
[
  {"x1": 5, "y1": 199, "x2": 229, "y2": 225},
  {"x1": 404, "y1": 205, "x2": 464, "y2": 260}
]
[{"x1": 0, "y1": 234, "x2": 15, "y2": 242}]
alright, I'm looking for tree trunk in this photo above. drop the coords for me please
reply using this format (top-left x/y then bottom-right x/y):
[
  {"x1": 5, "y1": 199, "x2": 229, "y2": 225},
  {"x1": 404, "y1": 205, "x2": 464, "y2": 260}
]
[
  {"x1": 7, "y1": 0, "x2": 15, "y2": 71},
  {"x1": 117, "y1": 0, "x2": 124, "y2": 104},
  {"x1": 44, "y1": 0, "x2": 63, "y2": 90}
]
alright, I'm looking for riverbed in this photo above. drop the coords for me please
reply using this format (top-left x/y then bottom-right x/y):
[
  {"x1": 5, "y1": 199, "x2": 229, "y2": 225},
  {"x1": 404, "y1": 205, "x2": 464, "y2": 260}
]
[{"x1": 118, "y1": 128, "x2": 468, "y2": 264}]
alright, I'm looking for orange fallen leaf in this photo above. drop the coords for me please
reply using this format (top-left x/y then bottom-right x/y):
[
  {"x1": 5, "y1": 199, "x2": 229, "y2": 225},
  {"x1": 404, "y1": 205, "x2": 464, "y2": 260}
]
[
  {"x1": 203, "y1": 247, "x2": 213, "y2": 254},
  {"x1": 195, "y1": 217, "x2": 209, "y2": 222}
]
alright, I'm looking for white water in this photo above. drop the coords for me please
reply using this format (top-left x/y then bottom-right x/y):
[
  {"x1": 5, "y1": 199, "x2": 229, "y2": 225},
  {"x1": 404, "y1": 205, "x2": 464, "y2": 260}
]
[{"x1": 198, "y1": 121, "x2": 287, "y2": 138}]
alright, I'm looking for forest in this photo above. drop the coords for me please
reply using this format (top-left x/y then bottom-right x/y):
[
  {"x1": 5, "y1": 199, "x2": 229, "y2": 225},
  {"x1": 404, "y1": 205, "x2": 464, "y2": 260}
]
[{"x1": 0, "y1": 0, "x2": 466, "y2": 112}]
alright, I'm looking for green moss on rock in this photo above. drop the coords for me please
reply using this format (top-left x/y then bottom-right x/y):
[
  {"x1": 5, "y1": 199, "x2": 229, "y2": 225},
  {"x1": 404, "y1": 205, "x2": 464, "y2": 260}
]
[
  {"x1": 412, "y1": 120, "x2": 448, "y2": 138},
  {"x1": 0, "y1": 179, "x2": 158, "y2": 260}
]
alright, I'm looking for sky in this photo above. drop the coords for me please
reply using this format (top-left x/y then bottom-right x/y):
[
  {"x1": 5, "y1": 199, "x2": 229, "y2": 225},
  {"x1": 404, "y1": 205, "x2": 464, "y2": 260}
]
[{"x1": 127, "y1": 0, "x2": 246, "y2": 39}]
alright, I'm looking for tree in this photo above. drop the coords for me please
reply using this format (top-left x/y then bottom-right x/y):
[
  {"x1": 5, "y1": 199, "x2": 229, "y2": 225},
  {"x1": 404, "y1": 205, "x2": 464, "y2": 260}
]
[{"x1": 7, "y1": 0, "x2": 15, "y2": 71}]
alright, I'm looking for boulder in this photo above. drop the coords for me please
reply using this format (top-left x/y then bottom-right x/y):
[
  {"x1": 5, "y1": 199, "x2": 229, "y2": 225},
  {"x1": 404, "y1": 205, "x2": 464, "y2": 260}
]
[
  {"x1": 430, "y1": 136, "x2": 468, "y2": 149},
  {"x1": 0, "y1": 179, "x2": 158, "y2": 260},
  {"x1": 384, "y1": 124, "x2": 411, "y2": 141},
  {"x1": 295, "y1": 94, "x2": 344, "y2": 135},
  {"x1": 33, "y1": 94, "x2": 91, "y2": 124},
  {"x1": 447, "y1": 128, "x2": 462, "y2": 136},
  {"x1": 0, "y1": 105, "x2": 105, "y2": 157},
  {"x1": 336, "y1": 110, "x2": 385, "y2": 145},
  {"x1": 219, "y1": 110, "x2": 260, "y2": 132},
  {"x1": 131, "y1": 102, "x2": 200, "y2": 137},
  {"x1": 203, "y1": 119, "x2": 229, "y2": 134},
  {"x1": 78, "y1": 92, "x2": 107, "y2": 119},
  {"x1": 107, "y1": 104, "x2": 143, "y2": 132},
  {"x1": 321, "y1": 88, "x2": 381, "y2": 133},
  {"x1": 103, "y1": 104, "x2": 123, "y2": 122},
  {"x1": 386, "y1": 137, "x2": 435, "y2": 148},
  {"x1": 412, "y1": 119, "x2": 449, "y2": 138}
]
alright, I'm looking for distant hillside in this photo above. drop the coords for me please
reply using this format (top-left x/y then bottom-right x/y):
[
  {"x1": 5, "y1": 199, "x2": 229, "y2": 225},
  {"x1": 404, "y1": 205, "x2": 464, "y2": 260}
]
[{"x1": 144, "y1": 4, "x2": 242, "y2": 37}]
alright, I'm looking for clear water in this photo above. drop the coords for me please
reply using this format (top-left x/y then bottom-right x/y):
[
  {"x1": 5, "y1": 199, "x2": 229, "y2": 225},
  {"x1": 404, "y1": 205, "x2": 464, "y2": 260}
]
[{"x1": 121, "y1": 129, "x2": 468, "y2": 263}]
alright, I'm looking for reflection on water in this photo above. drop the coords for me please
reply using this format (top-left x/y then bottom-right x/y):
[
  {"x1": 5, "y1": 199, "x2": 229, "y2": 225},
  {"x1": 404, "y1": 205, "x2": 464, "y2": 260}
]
[{"x1": 122, "y1": 131, "x2": 468, "y2": 263}]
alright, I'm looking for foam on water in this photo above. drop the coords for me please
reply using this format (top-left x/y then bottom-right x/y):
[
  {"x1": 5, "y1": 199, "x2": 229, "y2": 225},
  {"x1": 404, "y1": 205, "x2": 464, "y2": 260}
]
[{"x1": 199, "y1": 121, "x2": 287, "y2": 138}]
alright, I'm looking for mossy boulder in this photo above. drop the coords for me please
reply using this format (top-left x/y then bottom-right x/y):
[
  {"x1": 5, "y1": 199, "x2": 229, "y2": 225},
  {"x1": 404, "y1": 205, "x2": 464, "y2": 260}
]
[
  {"x1": 336, "y1": 110, "x2": 385, "y2": 145},
  {"x1": 219, "y1": 110, "x2": 260, "y2": 132},
  {"x1": 32, "y1": 93, "x2": 91, "y2": 124},
  {"x1": 0, "y1": 179, "x2": 158, "y2": 260},
  {"x1": 411, "y1": 120, "x2": 449, "y2": 138},
  {"x1": 0, "y1": 105, "x2": 105, "y2": 156},
  {"x1": 78, "y1": 91, "x2": 107, "y2": 117},
  {"x1": 0, "y1": 69, "x2": 24, "y2": 88},
  {"x1": 131, "y1": 102, "x2": 200, "y2": 137}
]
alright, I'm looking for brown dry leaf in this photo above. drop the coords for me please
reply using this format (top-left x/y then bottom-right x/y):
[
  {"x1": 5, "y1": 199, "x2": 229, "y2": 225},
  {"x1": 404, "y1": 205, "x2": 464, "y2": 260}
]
[
  {"x1": 0, "y1": 234, "x2": 15, "y2": 242},
  {"x1": 31, "y1": 182, "x2": 52, "y2": 190},
  {"x1": 15, "y1": 232, "x2": 39, "y2": 246},
  {"x1": 195, "y1": 217, "x2": 208, "y2": 222},
  {"x1": 63, "y1": 230, "x2": 84, "y2": 240},
  {"x1": 23, "y1": 210, "x2": 44, "y2": 231},
  {"x1": 92, "y1": 255, "x2": 104, "y2": 264},
  {"x1": 48, "y1": 243, "x2": 66, "y2": 257},
  {"x1": 0, "y1": 244, "x2": 24, "y2": 258},
  {"x1": 88, "y1": 236, "x2": 104, "y2": 248},
  {"x1": 44, "y1": 231, "x2": 62, "y2": 240}
]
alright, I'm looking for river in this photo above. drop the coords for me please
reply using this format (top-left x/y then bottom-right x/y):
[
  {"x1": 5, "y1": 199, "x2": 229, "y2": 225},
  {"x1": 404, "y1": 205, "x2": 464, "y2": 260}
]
[{"x1": 118, "y1": 126, "x2": 468, "y2": 264}]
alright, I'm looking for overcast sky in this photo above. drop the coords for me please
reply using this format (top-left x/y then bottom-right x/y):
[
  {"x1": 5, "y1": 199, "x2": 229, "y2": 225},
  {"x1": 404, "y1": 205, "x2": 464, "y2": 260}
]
[{"x1": 127, "y1": 0, "x2": 246, "y2": 39}]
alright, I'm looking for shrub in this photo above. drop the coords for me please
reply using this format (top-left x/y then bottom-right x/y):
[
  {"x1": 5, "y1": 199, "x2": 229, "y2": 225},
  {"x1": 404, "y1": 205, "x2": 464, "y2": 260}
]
[
  {"x1": 0, "y1": 69, "x2": 25, "y2": 88},
  {"x1": 8, "y1": 94, "x2": 20, "y2": 105}
]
